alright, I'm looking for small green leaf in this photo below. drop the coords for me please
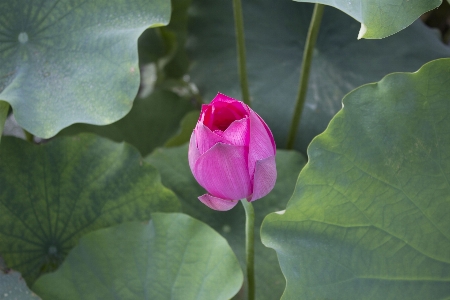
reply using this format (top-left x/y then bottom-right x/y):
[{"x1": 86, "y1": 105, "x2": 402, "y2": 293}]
[
  {"x1": 0, "y1": 134, "x2": 180, "y2": 284},
  {"x1": 0, "y1": 101, "x2": 9, "y2": 144},
  {"x1": 187, "y1": 0, "x2": 450, "y2": 153},
  {"x1": 261, "y1": 58, "x2": 450, "y2": 299},
  {"x1": 33, "y1": 213, "x2": 243, "y2": 300},
  {"x1": 58, "y1": 89, "x2": 195, "y2": 156},
  {"x1": 0, "y1": 269, "x2": 41, "y2": 300},
  {"x1": 293, "y1": 0, "x2": 441, "y2": 39},
  {"x1": 146, "y1": 145, "x2": 307, "y2": 299},
  {"x1": 0, "y1": 0, "x2": 171, "y2": 138},
  {"x1": 164, "y1": 110, "x2": 199, "y2": 147}
]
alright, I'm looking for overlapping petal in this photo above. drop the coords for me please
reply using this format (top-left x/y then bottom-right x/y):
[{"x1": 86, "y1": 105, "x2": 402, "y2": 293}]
[
  {"x1": 212, "y1": 93, "x2": 249, "y2": 114},
  {"x1": 198, "y1": 194, "x2": 239, "y2": 211},
  {"x1": 194, "y1": 143, "x2": 251, "y2": 200},
  {"x1": 212, "y1": 93, "x2": 235, "y2": 104},
  {"x1": 218, "y1": 118, "x2": 249, "y2": 146},
  {"x1": 249, "y1": 155, "x2": 277, "y2": 202},
  {"x1": 195, "y1": 124, "x2": 224, "y2": 154},
  {"x1": 188, "y1": 132, "x2": 201, "y2": 182},
  {"x1": 248, "y1": 110, "x2": 276, "y2": 176}
]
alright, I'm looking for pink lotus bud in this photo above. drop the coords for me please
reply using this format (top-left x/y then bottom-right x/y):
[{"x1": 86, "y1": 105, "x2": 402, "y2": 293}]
[{"x1": 188, "y1": 93, "x2": 277, "y2": 211}]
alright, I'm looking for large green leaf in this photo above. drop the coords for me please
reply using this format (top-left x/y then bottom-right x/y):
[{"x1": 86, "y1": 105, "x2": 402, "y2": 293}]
[
  {"x1": 261, "y1": 58, "x2": 450, "y2": 299},
  {"x1": 0, "y1": 0, "x2": 170, "y2": 138},
  {"x1": 0, "y1": 134, "x2": 180, "y2": 284},
  {"x1": 58, "y1": 89, "x2": 196, "y2": 156},
  {"x1": 33, "y1": 213, "x2": 243, "y2": 300},
  {"x1": 0, "y1": 101, "x2": 8, "y2": 144},
  {"x1": 0, "y1": 269, "x2": 41, "y2": 299},
  {"x1": 187, "y1": 0, "x2": 450, "y2": 153},
  {"x1": 294, "y1": 0, "x2": 441, "y2": 39},
  {"x1": 146, "y1": 145, "x2": 306, "y2": 299}
]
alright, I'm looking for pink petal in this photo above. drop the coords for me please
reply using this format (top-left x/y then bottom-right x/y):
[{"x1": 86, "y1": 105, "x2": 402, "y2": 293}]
[
  {"x1": 200, "y1": 104, "x2": 214, "y2": 130},
  {"x1": 194, "y1": 143, "x2": 251, "y2": 200},
  {"x1": 198, "y1": 194, "x2": 239, "y2": 211},
  {"x1": 188, "y1": 132, "x2": 200, "y2": 168},
  {"x1": 201, "y1": 94, "x2": 249, "y2": 132},
  {"x1": 211, "y1": 93, "x2": 250, "y2": 115},
  {"x1": 188, "y1": 132, "x2": 201, "y2": 182},
  {"x1": 195, "y1": 124, "x2": 224, "y2": 154},
  {"x1": 219, "y1": 117, "x2": 249, "y2": 146},
  {"x1": 248, "y1": 110, "x2": 276, "y2": 176},
  {"x1": 212, "y1": 93, "x2": 239, "y2": 105},
  {"x1": 249, "y1": 155, "x2": 277, "y2": 201}
]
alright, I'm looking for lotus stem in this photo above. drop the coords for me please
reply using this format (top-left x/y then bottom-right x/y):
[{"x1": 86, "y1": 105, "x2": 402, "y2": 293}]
[
  {"x1": 241, "y1": 199, "x2": 255, "y2": 300},
  {"x1": 24, "y1": 129, "x2": 34, "y2": 143},
  {"x1": 286, "y1": 3, "x2": 325, "y2": 149},
  {"x1": 232, "y1": 0, "x2": 251, "y2": 107},
  {"x1": 0, "y1": 102, "x2": 10, "y2": 143}
]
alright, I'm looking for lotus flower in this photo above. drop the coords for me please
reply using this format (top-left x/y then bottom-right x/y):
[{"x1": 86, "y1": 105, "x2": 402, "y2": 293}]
[{"x1": 188, "y1": 93, "x2": 277, "y2": 211}]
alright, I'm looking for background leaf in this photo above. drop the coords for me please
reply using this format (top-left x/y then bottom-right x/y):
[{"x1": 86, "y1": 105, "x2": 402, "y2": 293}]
[
  {"x1": 137, "y1": 28, "x2": 167, "y2": 67},
  {"x1": 261, "y1": 58, "x2": 450, "y2": 299},
  {"x1": 161, "y1": 0, "x2": 192, "y2": 78},
  {"x1": 33, "y1": 213, "x2": 243, "y2": 300},
  {"x1": 58, "y1": 89, "x2": 197, "y2": 156},
  {"x1": 146, "y1": 145, "x2": 307, "y2": 299},
  {"x1": 164, "y1": 110, "x2": 199, "y2": 147},
  {"x1": 0, "y1": 0, "x2": 170, "y2": 138},
  {"x1": 0, "y1": 269, "x2": 41, "y2": 300},
  {"x1": 187, "y1": 0, "x2": 450, "y2": 153},
  {"x1": 0, "y1": 134, "x2": 180, "y2": 284},
  {"x1": 293, "y1": 0, "x2": 441, "y2": 39}
]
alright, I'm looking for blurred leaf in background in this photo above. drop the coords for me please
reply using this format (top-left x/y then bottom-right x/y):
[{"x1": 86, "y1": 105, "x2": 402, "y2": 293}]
[
  {"x1": 0, "y1": 270, "x2": 41, "y2": 299},
  {"x1": 421, "y1": 0, "x2": 450, "y2": 44},
  {"x1": 58, "y1": 89, "x2": 197, "y2": 156}
]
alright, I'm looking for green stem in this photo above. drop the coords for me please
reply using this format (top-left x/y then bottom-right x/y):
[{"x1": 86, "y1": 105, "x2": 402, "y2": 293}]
[
  {"x1": 0, "y1": 102, "x2": 10, "y2": 144},
  {"x1": 286, "y1": 4, "x2": 325, "y2": 149},
  {"x1": 232, "y1": 0, "x2": 251, "y2": 106},
  {"x1": 23, "y1": 129, "x2": 33, "y2": 143},
  {"x1": 241, "y1": 199, "x2": 255, "y2": 300}
]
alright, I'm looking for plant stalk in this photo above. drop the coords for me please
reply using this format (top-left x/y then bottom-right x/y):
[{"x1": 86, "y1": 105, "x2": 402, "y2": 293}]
[
  {"x1": 232, "y1": 0, "x2": 251, "y2": 106},
  {"x1": 23, "y1": 129, "x2": 34, "y2": 143},
  {"x1": 241, "y1": 199, "x2": 255, "y2": 300},
  {"x1": 286, "y1": 3, "x2": 325, "y2": 149},
  {"x1": 0, "y1": 101, "x2": 10, "y2": 144}
]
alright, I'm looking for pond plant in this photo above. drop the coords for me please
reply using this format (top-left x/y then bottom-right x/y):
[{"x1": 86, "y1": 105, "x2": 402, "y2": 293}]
[{"x1": 0, "y1": 0, "x2": 449, "y2": 299}]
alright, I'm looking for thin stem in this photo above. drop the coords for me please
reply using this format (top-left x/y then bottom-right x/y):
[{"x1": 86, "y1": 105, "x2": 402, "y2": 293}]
[
  {"x1": 23, "y1": 129, "x2": 34, "y2": 143},
  {"x1": 241, "y1": 199, "x2": 255, "y2": 300},
  {"x1": 286, "y1": 4, "x2": 325, "y2": 149},
  {"x1": 232, "y1": 0, "x2": 251, "y2": 106},
  {"x1": 0, "y1": 101, "x2": 10, "y2": 144}
]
